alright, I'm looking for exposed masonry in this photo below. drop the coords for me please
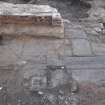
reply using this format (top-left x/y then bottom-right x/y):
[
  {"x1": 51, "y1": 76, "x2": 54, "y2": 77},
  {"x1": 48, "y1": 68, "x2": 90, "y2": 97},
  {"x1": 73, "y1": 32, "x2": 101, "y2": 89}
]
[{"x1": 0, "y1": 2, "x2": 64, "y2": 38}]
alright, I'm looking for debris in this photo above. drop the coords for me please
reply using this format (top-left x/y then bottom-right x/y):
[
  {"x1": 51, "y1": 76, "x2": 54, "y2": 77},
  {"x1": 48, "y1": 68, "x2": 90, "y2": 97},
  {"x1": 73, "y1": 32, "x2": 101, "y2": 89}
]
[
  {"x1": 38, "y1": 91, "x2": 44, "y2": 95},
  {"x1": 59, "y1": 90, "x2": 64, "y2": 95},
  {"x1": 71, "y1": 80, "x2": 78, "y2": 93},
  {"x1": 17, "y1": 61, "x2": 27, "y2": 66},
  {"x1": 71, "y1": 95, "x2": 80, "y2": 105},
  {"x1": 0, "y1": 86, "x2": 3, "y2": 90}
]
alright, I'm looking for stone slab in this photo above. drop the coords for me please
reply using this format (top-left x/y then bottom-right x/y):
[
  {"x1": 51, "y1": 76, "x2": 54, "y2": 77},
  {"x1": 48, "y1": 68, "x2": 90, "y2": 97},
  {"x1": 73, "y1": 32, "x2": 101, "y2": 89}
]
[
  {"x1": 47, "y1": 54, "x2": 64, "y2": 66},
  {"x1": 0, "y1": 2, "x2": 64, "y2": 38},
  {"x1": 91, "y1": 42, "x2": 105, "y2": 55},
  {"x1": 64, "y1": 45, "x2": 73, "y2": 56},
  {"x1": 65, "y1": 26, "x2": 87, "y2": 39},
  {"x1": 0, "y1": 45, "x2": 18, "y2": 67},
  {"x1": 72, "y1": 39, "x2": 92, "y2": 56},
  {"x1": 72, "y1": 69, "x2": 105, "y2": 82},
  {"x1": 65, "y1": 57, "x2": 105, "y2": 69}
]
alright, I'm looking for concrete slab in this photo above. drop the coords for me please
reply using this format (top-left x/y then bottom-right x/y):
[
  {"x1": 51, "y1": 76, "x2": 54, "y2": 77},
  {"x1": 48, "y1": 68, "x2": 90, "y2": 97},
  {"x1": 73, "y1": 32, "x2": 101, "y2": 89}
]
[
  {"x1": 0, "y1": 3, "x2": 64, "y2": 38},
  {"x1": 65, "y1": 27, "x2": 87, "y2": 39},
  {"x1": 72, "y1": 69, "x2": 105, "y2": 82},
  {"x1": 91, "y1": 42, "x2": 105, "y2": 55},
  {"x1": 65, "y1": 57, "x2": 105, "y2": 69},
  {"x1": 72, "y1": 39, "x2": 92, "y2": 56}
]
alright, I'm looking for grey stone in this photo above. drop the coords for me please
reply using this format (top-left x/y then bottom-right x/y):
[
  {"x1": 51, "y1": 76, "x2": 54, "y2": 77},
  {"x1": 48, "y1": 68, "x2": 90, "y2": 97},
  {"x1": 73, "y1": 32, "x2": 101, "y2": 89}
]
[
  {"x1": 72, "y1": 69, "x2": 105, "y2": 83},
  {"x1": 94, "y1": 27, "x2": 102, "y2": 33},
  {"x1": 41, "y1": 93, "x2": 57, "y2": 105},
  {"x1": 71, "y1": 80, "x2": 78, "y2": 93},
  {"x1": 22, "y1": 64, "x2": 46, "y2": 80},
  {"x1": 28, "y1": 65, "x2": 72, "y2": 90},
  {"x1": 47, "y1": 54, "x2": 64, "y2": 66},
  {"x1": 65, "y1": 28, "x2": 87, "y2": 39},
  {"x1": 65, "y1": 57, "x2": 105, "y2": 69},
  {"x1": 22, "y1": 38, "x2": 64, "y2": 58},
  {"x1": 0, "y1": 44, "x2": 18, "y2": 66},
  {"x1": 2, "y1": 39, "x2": 25, "y2": 65},
  {"x1": 85, "y1": 28, "x2": 99, "y2": 36},
  {"x1": 63, "y1": 39, "x2": 73, "y2": 57},
  {"x1": 88, "y1": 0, "x2": 105, "y2": 21},
  {"x1": 22, "y1": 39, "x2": 48, "y2": 57},
  {"x1": 70, "y1": 95, "x2": 80, "y2": 105},
  {"x1": 72, "y1": 39, "x2": 92, "y2": 56},
  {"x1": 64, "y1": 45, "x2": 73, "y2": 57},
  {"x1": 56, "y1": 42, "x2": 73, "y2": 57},
  {"x1": 0, "y1": 36, "x2": 64, "y2": 67},
  {"x1": 91, "y1": 42, "x2": 105, "y2": 55},
  {"x1": 21, "y1": 55, "x2": 46, "y2": 64},
  {"x1": 0, "y1": 38, "x2": 25, "y2": 67}
]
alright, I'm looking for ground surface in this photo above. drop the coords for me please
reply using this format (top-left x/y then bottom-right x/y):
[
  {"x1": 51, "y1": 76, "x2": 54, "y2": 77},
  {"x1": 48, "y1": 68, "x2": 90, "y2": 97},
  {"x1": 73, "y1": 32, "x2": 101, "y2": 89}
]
[{"x1": 0, "y1": 0, "x2": 105, "y2": 105}]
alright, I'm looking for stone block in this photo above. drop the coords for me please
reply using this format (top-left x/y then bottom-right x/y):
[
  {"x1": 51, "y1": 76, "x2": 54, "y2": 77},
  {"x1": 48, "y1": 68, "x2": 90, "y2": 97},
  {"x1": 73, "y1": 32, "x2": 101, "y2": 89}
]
[
  {"x1": 65, "y1": 28, "x2": 87, "y2": 39},
  {"x1": 91, "y1": 42, "x2": 105, "y2": 55},
  {"x1": 0, "y1": 2, "x2": 64, "y2": 38},
  {"x1": 72, "y1": 39, "x2": 92, "y2": 56},
  {"x1": 65, "y1": 57, "x2": 105, "y2": 69}
]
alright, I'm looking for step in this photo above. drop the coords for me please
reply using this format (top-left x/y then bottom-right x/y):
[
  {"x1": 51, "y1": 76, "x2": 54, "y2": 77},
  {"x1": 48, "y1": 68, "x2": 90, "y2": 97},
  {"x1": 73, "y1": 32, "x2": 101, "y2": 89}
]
[{"x1": 0, "y1": 2, "x2": 64, "y2": 38}]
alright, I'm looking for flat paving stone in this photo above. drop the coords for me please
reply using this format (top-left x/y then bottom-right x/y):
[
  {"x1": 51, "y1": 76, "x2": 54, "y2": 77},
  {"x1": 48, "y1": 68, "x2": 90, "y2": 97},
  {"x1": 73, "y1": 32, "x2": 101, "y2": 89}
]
[
  {"x1": 91, "y1": 42, "x2": 105, "y2": 55},
  {"x1": 65, "y1": 57, "x2": 105, "y2": 69},
  {"x1": 0, "y1": 38, "x2": 25, "y2": 66},
  {"x1": 64, "y1": 45, "x2": 73, "y2": 56},
  {"x1": 21, "y1": 40, "x2": 48, "y2": 57},
  {"x1": 72, "y1": 69, "x2": 105, "y2": 82},
  {"x1": 47, "y1": 53, "x2": 64, "y2": 65},
  {"x1": 65, "y1": 28, "x2": 87, "y2": 39},
  {"x1": 64, "y1": 39, "x2": 73, "y2": 56},
  {"x1": 72, "y1": 39, "x2": 93, "y2": 56},
  {"x1": 22, "y1": 64, "x2": 46, "y2": 80},
  {"x1": 20, "y1": 55, "x2": 46, "y2": 64},
  {"x1": 0, "y1": 44, "x2": 19, "y2": 66},
  {"x1": 22, "y1": 38, "x2": 64, "y2": 57},
  {"x1": 0, "y1": 36, "x2": 65, "y2": 67},
  {"x1": 56, "y1": 39, "x2": 73, "y2": 57}
]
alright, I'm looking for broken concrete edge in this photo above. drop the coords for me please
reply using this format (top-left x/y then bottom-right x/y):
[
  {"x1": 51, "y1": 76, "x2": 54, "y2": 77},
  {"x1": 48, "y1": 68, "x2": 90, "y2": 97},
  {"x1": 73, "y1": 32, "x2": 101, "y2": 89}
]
[
  {"x1": 0, "y1": 14, "x2": 63, "y2": 27},
  {"x1": 0, "y1": 3, "x2": 64, "y2": 38},
  {"x1": 52, "y1": 13, "x2": 63, "y2": 26}
]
